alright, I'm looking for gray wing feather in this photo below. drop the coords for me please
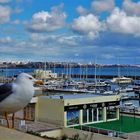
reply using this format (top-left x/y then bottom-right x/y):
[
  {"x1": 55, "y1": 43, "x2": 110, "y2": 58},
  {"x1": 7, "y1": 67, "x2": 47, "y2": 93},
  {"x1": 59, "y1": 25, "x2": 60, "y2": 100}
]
[{"x1": 0, "y1": 83, "x2": 13, "y2": 102}]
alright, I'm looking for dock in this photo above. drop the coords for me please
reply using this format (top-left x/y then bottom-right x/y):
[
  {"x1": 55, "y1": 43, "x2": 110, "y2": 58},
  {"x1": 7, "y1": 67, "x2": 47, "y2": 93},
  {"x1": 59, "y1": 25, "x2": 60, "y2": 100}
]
[
  {"x1": 122, "y1": 96, "x2": 140, "y2": 101},
  {"x1": 0, "y1": 74, "x2": 140, "y2": 83},
  {"x1": 62, "y1": 74, "x2": 140, "y2": 80}
]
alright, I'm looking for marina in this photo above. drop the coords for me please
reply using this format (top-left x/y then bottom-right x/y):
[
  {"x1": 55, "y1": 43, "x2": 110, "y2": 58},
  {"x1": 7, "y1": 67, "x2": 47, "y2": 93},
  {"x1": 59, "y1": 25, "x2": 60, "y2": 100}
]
[{"x1": 1, "y1": 65, "x2": 140, "y2": 139}]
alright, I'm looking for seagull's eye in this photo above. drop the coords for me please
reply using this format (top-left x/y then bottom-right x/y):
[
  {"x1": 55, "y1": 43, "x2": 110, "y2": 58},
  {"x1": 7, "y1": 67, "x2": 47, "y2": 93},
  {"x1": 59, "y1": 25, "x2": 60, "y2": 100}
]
[{"x1": 29, "y1": 77, "x2": 32, "y2": 80}]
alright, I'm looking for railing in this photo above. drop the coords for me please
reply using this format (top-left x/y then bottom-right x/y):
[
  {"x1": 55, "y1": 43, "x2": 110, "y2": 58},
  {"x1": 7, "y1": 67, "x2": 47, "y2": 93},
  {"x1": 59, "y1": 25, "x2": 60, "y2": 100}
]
[{"x1": 71, "y1": 125, "x2": 140, "y2": 140}]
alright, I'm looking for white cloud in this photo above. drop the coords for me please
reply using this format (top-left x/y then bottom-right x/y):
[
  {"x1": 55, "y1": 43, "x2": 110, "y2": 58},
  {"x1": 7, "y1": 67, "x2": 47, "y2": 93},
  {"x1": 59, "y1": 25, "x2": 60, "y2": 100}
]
[
  {"x1": 57, "y1": 35, "x2": 79, "y2": 46},
  {"x1": 13, "y1": 7, "x2": 23, "y2": 14},
  {"x1": 107, "y1": 8, "x2": 140, "y2": 36},
  {"x1": 12, "y1": 19, "x2": 21, "y2": 24},
  {"x1": 123, "y1": 0, "x2": 140, "y2": 16},
  {"x1": 71, "y1": 14, "x2": 105, "y2": 39},
  {"x1": 27, "y1": 4, "x2": 67, "y2": 32},
  {"x1": 91, "y1": 0, "x2": 115, "y2": 13},
  {"x1": 101, "y1": 54, "x2": 115, "y2": 59},
  {"x1": 0, "y1": 0, "x2": 11, "y2": 3},
  {"x1": 76, "y1": 5, "x2": 88, "y2": 15},
  {"x1": 30, "y1": 33, "x2": 79, "y2": 46},
  {"x1": 0, "y1": 36, "x2": 12, "y2": 43},
  {"x1": 0, "y1": 5, "x2": 11, "y2": 23}
]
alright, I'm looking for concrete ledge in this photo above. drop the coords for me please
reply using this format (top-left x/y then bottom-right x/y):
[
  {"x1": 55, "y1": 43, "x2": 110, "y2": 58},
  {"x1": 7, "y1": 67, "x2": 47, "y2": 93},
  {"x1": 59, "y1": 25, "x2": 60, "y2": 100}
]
[{"x1": 0, "y1": 126, "x2": 46, "y2": 140}]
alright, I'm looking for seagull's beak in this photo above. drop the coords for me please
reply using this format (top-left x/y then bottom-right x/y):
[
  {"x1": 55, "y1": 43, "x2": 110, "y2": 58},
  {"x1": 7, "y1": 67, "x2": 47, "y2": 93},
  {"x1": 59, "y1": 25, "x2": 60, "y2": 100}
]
[{"x1": 34, "y1": 79, "x2": 44, "y2": 85}]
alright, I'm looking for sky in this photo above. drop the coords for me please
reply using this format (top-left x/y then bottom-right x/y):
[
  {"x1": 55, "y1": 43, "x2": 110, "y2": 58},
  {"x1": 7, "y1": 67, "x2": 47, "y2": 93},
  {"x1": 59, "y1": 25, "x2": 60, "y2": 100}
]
[{"x1": 0, "y1": 0, "x2": 140, "y2": 64}]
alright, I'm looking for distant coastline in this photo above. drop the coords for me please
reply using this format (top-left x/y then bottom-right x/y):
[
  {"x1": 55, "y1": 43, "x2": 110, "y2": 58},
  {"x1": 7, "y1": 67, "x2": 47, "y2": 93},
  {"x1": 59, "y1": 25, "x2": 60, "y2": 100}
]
[{"x1": 0, "y1": 62, "x2": 139, "y2": 69}]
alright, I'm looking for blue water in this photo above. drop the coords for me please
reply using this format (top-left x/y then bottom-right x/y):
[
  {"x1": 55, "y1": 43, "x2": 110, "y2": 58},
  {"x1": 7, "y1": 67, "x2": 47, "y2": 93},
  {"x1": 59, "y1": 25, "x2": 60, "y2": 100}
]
[
  {"x1": 0, "y1": 68, "x2": 34, "y2": 77},
  {"x1": 48, "y1": 67, "x2": 140, "y2": 77},
  {"x1": 0, "y1": 67, "x2": 140, "y2": 77}
]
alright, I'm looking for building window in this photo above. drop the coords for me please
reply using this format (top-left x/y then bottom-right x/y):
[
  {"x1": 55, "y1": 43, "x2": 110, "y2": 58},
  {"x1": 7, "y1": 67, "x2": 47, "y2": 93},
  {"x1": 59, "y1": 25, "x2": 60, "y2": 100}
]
[
  {"x1": 83, "y1": 108, "x2": 100, "y2": 124},
  {"x1": 67, "y1": 110, "x2": 79, "y2": 126},
  {"x1": 89, "y1": 109, "x2": 92, "y2": 122},
  {"x1": 107, "y1": 107, "x2": 117, "y2": 120},
  {"x1": 98, "y1": 108, "x2": 103, "y2": 121},
  {"x1": 83, "y1": 109, "x2": 88, "y2": 123},
  {"x1": 93, "y1": 108, "x2": 98, "y2": 121}
]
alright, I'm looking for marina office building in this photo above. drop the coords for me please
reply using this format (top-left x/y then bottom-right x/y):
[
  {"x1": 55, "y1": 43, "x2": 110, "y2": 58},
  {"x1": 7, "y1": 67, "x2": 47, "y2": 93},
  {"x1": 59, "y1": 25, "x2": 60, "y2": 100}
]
[{"x1": 33, "y1": 94, "x2": 120, "y2": 127}]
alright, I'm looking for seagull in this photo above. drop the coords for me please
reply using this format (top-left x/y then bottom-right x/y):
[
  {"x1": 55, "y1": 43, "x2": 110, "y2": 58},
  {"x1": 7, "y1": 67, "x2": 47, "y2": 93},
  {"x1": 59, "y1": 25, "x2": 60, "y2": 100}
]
[{"x1": 0, "y1": 73, "x2": 37, "y2": 128}]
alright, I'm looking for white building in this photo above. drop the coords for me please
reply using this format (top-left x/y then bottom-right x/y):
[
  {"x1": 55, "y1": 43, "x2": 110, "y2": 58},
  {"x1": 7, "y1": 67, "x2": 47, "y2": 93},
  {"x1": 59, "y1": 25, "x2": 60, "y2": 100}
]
[
  {"x1": 35, "y1": 94, "x2": 120, "y2": 127},
  {"x1": 34, "y1": 69, "x2": 57, "y2": 79}
]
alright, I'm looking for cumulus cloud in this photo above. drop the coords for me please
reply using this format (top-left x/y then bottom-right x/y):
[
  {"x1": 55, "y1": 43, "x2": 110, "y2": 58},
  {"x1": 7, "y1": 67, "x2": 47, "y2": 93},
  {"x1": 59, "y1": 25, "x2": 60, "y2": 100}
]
[
  {"x1": 27, "y1": 4, "x2": 67, "y2": 32},
  {"x1": 91, "y1": 0, "x2": 115, "y2": 13},
  {"x1": 123, "y1": 0, "x2": 140, "y2": 16},
  {"x1": 71, "y1": 14, "x2": 105, "y2": 39},
  {"x1": 0, "y1": 5, "x2": 11, "y2": 23},
  {"x1": 76, "y1": 5, "x2": 88, "y2": 15},
  {"x1": 106, "y1": 8, "x2": 140, "y2": 36}
]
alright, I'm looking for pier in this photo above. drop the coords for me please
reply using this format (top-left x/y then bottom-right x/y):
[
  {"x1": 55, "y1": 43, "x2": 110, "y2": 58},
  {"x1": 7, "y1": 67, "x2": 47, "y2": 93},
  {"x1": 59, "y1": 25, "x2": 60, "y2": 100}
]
[
  {"x1": 121, "y1": 96, "x2": 140, "y2": 101},
  {"x1": 0, "y1": 74, "x2": 140, "y2": 83},
  {"x1": 62, "y1": 74, "x2": 140, "y2": 80}
]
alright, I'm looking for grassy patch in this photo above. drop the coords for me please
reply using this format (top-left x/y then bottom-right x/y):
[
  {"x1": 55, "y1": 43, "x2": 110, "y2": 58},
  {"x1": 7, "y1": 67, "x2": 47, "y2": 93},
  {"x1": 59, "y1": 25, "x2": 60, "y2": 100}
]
[{"x1": 74, "y1": 116, "x2": 140, "y2": 133}]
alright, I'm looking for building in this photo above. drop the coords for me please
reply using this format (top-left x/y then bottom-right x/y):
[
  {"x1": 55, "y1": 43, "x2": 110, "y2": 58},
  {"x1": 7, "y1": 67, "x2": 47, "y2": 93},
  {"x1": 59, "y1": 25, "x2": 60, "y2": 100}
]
[
  {"x1": 35, "y1": 94, "x2": 120, "y2": 127},
  {"x1": 34, "y1": 69, "x2": 57, "y2": 79}
]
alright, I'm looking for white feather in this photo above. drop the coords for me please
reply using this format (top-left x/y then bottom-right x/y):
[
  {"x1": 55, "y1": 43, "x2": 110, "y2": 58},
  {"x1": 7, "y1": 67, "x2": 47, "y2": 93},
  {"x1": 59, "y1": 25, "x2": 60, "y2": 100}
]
[{"x1": 0, "y1": 73, "x2": 35, "y2": 113}]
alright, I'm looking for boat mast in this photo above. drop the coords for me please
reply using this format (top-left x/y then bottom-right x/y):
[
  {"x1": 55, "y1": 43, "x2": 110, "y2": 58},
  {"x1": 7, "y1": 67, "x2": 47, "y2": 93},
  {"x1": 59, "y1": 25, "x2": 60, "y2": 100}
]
[
  {"x1": 44, "y1": 61, "x2": 46, "y2": 83},
  {"x1": 86, "y1": 64, "x2": 88, "y2": 81},
  {"x1": 94, "y1": 59, "x2": 97, "y2": 86},
  {"x1": 80, "y1": 63, "x2": 81, "y2": 80},
  {"x1": 53, "y1": 62, "x2": 55, "y2": 73},
  {"x1": 118, "y1": 57, "x2": 120, "y2": 77},
  {"x1": 67, "y1": 62, "x2": 69, "y2": 79}
]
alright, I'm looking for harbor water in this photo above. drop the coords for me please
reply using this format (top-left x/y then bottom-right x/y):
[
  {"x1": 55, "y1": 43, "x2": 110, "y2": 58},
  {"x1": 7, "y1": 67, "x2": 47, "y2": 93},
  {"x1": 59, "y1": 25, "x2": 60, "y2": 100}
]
[{"x1": 0, "y1": 66, "x2": 140, "y2": 77}]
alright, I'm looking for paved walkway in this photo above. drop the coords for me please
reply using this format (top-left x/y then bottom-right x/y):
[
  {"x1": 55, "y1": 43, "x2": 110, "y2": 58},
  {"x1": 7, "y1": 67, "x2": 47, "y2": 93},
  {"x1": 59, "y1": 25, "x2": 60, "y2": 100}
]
[
  {"x1": 0, "y1": 117, "x2": 60, "y2": 132},
  {"x1": 0, "y1": 126, "x2": 48, "y2": 140}
]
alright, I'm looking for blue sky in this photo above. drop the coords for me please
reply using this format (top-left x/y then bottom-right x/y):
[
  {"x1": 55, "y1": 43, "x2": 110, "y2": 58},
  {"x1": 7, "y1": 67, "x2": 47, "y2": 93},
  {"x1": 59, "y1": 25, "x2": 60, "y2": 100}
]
[{"x1": 0, "y1": 0, "x2": 140, "y2": 64}]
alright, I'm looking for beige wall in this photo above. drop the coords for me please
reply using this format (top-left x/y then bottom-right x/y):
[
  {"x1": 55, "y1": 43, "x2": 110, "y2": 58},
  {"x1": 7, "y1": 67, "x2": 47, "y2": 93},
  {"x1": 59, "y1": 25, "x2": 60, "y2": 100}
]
[{"x1": 35, "y1": 96, "x2": 64, "y2": 125}]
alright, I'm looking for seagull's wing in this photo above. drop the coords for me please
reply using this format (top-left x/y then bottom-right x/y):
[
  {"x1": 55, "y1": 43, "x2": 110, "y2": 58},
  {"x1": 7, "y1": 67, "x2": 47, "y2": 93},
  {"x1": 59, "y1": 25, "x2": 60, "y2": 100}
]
[{"x1": 0, "y1": 83, "x2": 13, "y2": 102}]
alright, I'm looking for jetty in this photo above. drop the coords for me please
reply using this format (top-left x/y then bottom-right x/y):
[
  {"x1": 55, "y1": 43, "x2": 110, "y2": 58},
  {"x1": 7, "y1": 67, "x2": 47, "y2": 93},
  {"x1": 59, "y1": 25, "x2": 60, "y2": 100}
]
[{"x1": 62, "y1": 74, "x2": 140, "y2": 80}]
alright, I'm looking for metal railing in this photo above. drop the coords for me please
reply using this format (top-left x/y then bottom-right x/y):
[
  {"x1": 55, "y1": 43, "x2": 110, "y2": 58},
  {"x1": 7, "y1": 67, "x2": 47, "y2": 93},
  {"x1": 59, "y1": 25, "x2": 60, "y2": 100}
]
[{"x1": 71, "y1": 124, "x2": 140, "y2": 140}]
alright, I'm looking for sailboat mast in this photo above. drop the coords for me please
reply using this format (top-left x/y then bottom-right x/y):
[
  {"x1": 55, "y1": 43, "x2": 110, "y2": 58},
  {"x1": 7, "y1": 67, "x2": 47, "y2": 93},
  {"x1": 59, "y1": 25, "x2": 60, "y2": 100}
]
[
  {"x1": 118, "y1": 58, "x2": 120, "y2": 77},
  {"x1": 94, "y1": 60, "x2": 97, "y2": 86},
  {"x1": 44, "y1": 61, "x2": 46, "y2": 83}
]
